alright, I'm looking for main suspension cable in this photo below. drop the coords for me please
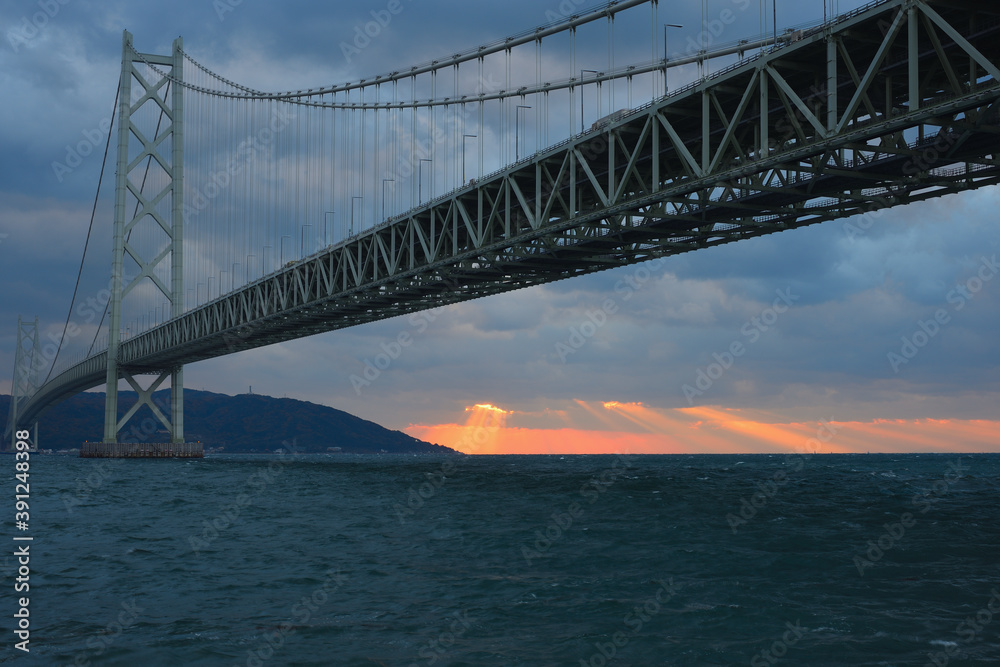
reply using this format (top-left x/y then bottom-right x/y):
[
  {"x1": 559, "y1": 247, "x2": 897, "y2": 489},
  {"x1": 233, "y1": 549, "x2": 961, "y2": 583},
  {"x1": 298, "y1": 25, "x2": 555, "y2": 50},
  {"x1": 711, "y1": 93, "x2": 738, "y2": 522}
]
[{"x1": 45, "y1": 76, "x2": 120, "y2": 384}]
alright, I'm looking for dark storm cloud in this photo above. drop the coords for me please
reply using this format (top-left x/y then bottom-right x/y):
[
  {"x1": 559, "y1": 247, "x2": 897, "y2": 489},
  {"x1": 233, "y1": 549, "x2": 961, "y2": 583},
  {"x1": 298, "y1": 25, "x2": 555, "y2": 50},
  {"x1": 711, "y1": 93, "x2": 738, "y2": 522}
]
[{"x1": 1, "y1": 0, "x2": 997, "y2": 433}]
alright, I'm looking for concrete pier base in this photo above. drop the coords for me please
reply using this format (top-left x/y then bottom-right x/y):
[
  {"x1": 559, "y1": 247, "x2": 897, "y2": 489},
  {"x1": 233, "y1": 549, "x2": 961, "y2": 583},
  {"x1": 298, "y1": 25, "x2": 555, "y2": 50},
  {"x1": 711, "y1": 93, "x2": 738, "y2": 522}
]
[{"x1": 80, "y1": 442, "x2": 204, "y2": 458}]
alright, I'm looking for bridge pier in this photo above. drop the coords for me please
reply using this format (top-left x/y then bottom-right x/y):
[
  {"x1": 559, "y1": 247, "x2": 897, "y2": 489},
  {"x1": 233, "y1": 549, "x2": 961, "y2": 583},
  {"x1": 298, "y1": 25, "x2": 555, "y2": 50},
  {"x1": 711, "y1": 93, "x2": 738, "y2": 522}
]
[{"x1": 81, "y1": 441, "x2": 202, "y2": 458}]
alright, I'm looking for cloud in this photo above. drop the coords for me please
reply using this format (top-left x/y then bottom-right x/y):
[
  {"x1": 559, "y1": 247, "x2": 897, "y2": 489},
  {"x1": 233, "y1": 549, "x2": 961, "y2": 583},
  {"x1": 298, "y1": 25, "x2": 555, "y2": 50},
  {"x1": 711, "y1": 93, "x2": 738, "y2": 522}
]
[{"x1": 1, "y1": 0, "x2": 998, "y2": 450}]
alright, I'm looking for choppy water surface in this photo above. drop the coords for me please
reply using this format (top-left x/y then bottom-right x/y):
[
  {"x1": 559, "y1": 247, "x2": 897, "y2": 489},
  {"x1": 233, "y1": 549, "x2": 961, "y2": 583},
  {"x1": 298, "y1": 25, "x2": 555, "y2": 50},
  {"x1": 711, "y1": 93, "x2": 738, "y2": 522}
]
[{"x1": 5, "y1": 453, "x2": 1000, "y2": 666}]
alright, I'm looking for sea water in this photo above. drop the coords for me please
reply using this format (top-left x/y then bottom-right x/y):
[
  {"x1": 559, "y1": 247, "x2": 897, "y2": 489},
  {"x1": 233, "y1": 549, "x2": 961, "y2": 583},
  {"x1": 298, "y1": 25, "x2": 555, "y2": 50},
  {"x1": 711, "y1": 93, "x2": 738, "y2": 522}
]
[{"x1": 5, "y1": 453, "x2": 1000, "y2": 666}]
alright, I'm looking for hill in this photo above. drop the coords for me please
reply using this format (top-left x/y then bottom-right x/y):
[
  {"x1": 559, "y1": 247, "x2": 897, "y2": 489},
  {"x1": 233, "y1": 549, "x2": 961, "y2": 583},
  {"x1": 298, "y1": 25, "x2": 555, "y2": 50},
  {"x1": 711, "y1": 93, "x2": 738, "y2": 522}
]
[{"x1": 0, "y1": 390, "x2": 456, "y2": 454}]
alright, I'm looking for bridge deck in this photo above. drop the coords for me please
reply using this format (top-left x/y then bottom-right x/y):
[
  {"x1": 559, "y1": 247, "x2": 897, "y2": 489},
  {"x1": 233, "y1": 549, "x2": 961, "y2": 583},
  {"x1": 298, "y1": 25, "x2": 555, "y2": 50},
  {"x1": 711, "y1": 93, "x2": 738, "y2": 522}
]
[{"x1": 16, "y1": 0, "x2": 1000, "y2": 428}]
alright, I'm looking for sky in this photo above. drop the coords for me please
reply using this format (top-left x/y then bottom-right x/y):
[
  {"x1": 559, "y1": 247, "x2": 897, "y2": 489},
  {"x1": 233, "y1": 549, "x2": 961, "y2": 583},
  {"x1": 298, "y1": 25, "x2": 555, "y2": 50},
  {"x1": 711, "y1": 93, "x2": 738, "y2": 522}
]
[{"x1": 1, "y1": 0, "x2": 998, "y2": 455}]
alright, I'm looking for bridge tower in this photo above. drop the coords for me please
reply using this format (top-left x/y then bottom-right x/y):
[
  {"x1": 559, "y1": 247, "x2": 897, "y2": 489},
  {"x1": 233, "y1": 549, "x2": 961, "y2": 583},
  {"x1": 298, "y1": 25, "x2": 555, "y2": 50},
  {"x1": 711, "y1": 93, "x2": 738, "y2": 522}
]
[
  {"x1": 99, "y1": 31, "x2": 191, "y2": 454},
  {"x1": 7, "y1": 317, "x2": 41, "y2": 452}
]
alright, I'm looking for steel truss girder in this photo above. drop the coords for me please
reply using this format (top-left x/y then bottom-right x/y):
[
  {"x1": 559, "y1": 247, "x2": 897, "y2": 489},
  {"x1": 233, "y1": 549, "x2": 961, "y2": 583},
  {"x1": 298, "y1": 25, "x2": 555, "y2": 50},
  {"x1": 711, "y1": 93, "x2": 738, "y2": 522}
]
[{"x1": 18, "y1": 0, "x2": 1000, "y2": 425}]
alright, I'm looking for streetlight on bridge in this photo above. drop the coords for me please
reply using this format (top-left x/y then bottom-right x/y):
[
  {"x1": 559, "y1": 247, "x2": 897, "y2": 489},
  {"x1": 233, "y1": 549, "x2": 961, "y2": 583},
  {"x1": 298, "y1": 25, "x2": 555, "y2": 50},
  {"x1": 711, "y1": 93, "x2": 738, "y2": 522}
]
[
  {"x1": 664, "y1": 24, "x2": 683, "y2": 94},
  {"x1": 463, "y1": 134, "x2": 477, "y2": 183},
  {"x1": 419, "y1": 159, "x2": 433, "y2": 204},
  {"x1": 580, "y1": 69, "x2": 599, "y2": 133},
  {"x1": 300, "y1": 224, "x2": 312, "y2": 258},
  {"x1": 324, "y1": 212, "x2": 334, "y2": 246},
  {"x1": 516, "y1": 105, "x2": 531, "y2": 160},
  {"x1": 382, "y1": 179, "x2": 395, "y2": 221},
  {"x1": 350, "y1": 196, "x2": 363, "y2": 237}
]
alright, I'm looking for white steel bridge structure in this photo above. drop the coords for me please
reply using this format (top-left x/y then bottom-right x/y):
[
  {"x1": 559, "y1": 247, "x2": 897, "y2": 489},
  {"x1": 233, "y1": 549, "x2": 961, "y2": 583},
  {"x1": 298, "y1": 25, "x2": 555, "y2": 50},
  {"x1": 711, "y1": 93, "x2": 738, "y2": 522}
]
[{"x1": 6, "y1": 0, "x2": 1000, "y2": 449}]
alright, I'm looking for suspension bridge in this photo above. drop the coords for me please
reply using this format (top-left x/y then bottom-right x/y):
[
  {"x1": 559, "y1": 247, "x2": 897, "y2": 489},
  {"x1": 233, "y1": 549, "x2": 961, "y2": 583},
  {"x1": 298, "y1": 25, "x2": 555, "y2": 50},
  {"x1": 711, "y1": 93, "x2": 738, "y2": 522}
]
[{"x1": 6, "y1": 0, "x2": 1000, "y2": 455}]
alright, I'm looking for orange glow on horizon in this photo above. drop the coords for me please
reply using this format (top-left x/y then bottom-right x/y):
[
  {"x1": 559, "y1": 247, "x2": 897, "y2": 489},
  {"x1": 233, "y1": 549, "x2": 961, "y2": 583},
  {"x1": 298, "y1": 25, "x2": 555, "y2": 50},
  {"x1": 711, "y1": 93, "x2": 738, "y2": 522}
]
[
  {"x1": 405, "y1": 424, "x2": 687, "y2": 455},
  {"x1": 406, "y1": 401, "x2": 1000, "y2": 455},
  {"x1": 426, "y1": 403, "x2": 510, "y2": 454}
]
